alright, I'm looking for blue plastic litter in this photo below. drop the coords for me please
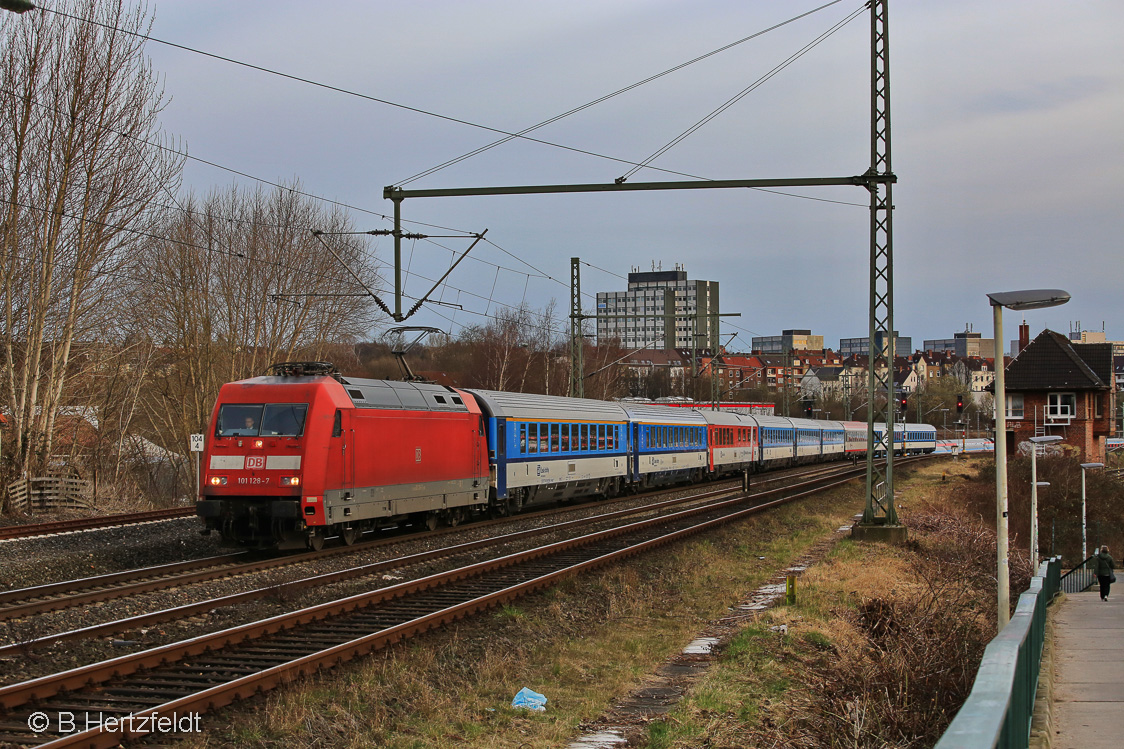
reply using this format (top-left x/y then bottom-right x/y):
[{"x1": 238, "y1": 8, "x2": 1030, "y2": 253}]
[{"x1": 511, "y1": 687, "x2": 547, "y2": 711}]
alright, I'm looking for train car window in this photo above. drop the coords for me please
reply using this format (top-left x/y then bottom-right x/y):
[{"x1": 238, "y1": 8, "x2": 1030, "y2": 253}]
[
  {"x1": 218, "y1": 404, "x2": 264, "y2": 436},
  {"x1": 607, "y1": 427, "x2": 615, "y2": 450},
  {"x1": 519, "y1": 423, "x2": 528, "y2": 453},
  {"x1": 332, "y1": 410, "x2": 342, "y2": 438},
  {"x1": 528, "y1": 424, "x2": 539, "y2": 453},
  {"x1": 261, "y1": 404, "x2": 308, "y2": 436},
  {"x1": 561, "y1": 424, "x2": 570, "y2": 452}
]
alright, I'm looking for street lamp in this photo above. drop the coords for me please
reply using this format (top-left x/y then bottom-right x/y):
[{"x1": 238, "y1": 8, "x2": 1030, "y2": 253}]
[
  {"x1": 1029, "y1": 435, "x2": 1063, "y2": 566},
  {"x1": 0, "y1": 1, "x2": 36, "y2": 13},
  {"x1": 1080, "y1": 462, "x2": 1104, "y2": 561},
  {"x1": 988, "y1": 288, "x2": 1070, "y2": 631}
]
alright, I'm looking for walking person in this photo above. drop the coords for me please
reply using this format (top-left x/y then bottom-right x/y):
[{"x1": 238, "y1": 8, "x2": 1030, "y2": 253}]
[{"x1": 1094, "y1": 545, "x2": 1116, "y2": 601}]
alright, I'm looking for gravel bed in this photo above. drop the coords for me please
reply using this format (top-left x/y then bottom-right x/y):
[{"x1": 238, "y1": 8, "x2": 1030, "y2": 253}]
[
  {"x1": 0, "y1": 485, "x2": 729, "y2": 687},
  {"x1": 0, "y1": 517, "x2": 219, "y2": 592}
]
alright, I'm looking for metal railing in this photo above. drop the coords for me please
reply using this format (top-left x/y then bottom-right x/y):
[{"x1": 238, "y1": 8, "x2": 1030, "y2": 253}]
[
  {"x1": 1059, "y1": 555, "x2": 1097, "y2": 595},
  {"x1": 934, "y1": 557, "x2": 1061, "y2": 749}
]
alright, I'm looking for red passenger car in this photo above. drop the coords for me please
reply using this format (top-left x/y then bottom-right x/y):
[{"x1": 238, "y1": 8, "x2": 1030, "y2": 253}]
[{"x1": 197, "y1": 363, "x2": 488, "y2": 549}]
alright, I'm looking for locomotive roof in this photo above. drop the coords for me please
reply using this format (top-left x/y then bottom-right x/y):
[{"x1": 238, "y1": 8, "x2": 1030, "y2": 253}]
[
  {"x1": 465, "y1": 389, "x2": 629, "y2": 422},
  {"x1": 338, "y1": 377, "x2": 470, "y2": 412}
]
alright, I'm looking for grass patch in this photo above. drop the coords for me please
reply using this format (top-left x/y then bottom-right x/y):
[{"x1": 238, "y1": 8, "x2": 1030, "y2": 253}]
[{"x1": 646, "y1": 456, "x2": 1005, "y2": 747}]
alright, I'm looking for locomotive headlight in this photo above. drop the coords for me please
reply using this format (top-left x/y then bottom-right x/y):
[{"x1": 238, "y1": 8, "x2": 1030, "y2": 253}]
[
  {"x1": 281, "y1": 476, "x2": 301, "y2": 486},
  {"x1": 252, "y1": 439, "x2": 264, "y2": 449},
  {"x1": 209, "y1": 476, "x2": 227, "y2": 486}
]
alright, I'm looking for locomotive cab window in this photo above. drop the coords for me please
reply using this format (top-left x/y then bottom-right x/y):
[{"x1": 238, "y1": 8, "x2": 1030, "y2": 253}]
[{"x1": 217, "y1": 403, "x2": 307, "y2": 437}]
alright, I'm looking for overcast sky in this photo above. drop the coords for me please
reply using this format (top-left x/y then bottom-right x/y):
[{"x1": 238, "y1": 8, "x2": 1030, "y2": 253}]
[{"x1": 141, "y1": 1, "x2": 1123, "y2": 353}]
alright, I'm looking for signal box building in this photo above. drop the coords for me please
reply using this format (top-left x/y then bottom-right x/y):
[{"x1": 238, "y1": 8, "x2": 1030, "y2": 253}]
[{"x1": 999, "y1": 329, "x2": 1116, "y2": 463}]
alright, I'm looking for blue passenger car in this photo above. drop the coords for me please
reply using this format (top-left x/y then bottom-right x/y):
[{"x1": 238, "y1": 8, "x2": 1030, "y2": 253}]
[
  {"x1": 467, "y1": 389, "x2": 630, "y2": 511},
  {"x1": 622, "y1": 404, "x2": 708, "y2": 487},
  {"x1": 746, "y1": 415, "x2": 797, "y2": 466}
]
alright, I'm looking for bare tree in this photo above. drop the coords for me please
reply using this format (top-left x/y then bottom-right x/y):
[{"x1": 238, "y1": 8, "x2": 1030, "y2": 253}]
[
  {"x1": 458, "y1": 302, "x2": 564, "y2": 393},
  {"x1": 134, "y1": 182, "x2": 378, "y2": 497},
  {"x1": 0, "y1": 0, "x2": 183, "y2": 497}
]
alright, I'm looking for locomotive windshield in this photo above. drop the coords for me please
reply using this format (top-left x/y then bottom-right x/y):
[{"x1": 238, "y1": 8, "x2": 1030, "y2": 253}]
[{"x1": 217, "y1": 403, "x2": 308, "y2": 437}]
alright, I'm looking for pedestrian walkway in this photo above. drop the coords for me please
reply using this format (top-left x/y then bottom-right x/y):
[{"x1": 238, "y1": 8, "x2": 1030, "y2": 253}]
[{"x1": 1052, "y1": 590, "x2": 1124, "y2": 748}]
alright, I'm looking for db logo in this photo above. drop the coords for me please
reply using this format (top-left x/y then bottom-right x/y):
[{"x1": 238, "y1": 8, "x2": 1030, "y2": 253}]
[{"x1": 246, "y1": 456, "x2": 265, "y2": 470}]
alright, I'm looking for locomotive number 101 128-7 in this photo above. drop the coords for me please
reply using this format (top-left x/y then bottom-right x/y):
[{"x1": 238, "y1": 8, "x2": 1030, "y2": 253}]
[{"x1": 237, "y1": 476, "x2": 270, "y2": 486}]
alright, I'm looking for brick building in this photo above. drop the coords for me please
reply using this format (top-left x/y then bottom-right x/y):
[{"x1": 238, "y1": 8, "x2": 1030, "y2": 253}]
[{"x1": 1000, "y1": 329, "x2": 1116, "y2": 462}]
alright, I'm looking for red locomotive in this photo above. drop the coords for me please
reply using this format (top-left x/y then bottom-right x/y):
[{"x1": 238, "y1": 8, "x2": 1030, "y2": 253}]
[{"x1": 197, "y1": 362, "x2": 488, "y2": 549}]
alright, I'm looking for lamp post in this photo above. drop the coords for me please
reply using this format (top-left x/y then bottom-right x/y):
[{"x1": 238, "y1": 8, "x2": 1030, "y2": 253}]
[
  {"x1": 1080, "y1": 462, "x2": 1104, "y2": 561},
  {"x1": 1029, "y1": 435, "x2": 1062, "y2": 566},
  {"x1": 1029, "y1": 479, "x2": 1047, "y2": 560},
  {"x1": 988, "y1": 288, "x2": 1070, "y2": 631}
]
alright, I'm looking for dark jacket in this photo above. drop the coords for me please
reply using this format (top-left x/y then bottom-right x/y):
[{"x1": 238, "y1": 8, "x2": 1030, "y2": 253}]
[{"x1": 1094, "y1": 551, "x2": 1116, "y2": 577}]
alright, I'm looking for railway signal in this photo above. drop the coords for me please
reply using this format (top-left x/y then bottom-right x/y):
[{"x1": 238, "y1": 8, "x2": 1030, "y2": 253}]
[{"x1": 956, "y1": 395, "x2": 964, "y2": 414}]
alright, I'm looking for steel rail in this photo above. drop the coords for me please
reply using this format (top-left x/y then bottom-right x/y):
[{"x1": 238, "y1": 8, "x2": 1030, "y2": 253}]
[
  {"x1": 0, "y1": 459, "x2": 900, "y2": 651},
  {"x1": 0, "y1": 508, "x2": 195, "y2": 542},
  {"x1": 0, "y1": 463, "x2": 818, "y2": 622},
  {"x1": 0, "y1": 459, "x2": 928, "y2": 747},
  {"x1": 0, "y1": 480, "x2": 749, "y2": 656},
  {"x1": 0, "y1": 477, "x2": 739, "y2": 622}
]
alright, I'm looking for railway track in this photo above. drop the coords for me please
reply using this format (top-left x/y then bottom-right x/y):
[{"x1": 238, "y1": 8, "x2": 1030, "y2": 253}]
[
  {"x1": 0, "y1": 457, "x2": 927, "y2": 747},
  {"x1": 0, "y1": 461, "x2": 830, "y2": 626},
  {"x1": 0, "y1": 508, "x2": 195, "y2": 542},
  {"x1": 0, "y1": 460, "x2": 903, "y2": 652}
]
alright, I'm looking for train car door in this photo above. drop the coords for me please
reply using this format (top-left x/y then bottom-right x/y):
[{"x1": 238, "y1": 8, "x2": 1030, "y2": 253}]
[
  {"x1": 326, "y1": 409, "x2": 354, "y2": 491},
  {"x1": 475, "y1": 415, "x2": 489, "y2": 486}
]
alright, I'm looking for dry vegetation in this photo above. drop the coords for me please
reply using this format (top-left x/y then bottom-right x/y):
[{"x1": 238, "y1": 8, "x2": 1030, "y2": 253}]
[
  {"x1": 175, "y1": 457, "x2": 1059, "y2": 748},
  {"x1": 185, "y1": 482, "x2": 863, "y2": 748},
  {"x1": 664, "y1": 457, "x2": 1029, "y2": 748}
]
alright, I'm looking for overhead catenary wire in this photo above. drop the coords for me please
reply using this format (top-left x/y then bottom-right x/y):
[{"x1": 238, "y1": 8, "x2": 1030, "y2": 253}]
[
  {"x1": 36, "y1": 5, "x2": 753, "y2": 187},
  {"x1": 395, "y1": 0, "x2": 847, "y2": 186},
  {"x1": 619, "y1": 5, "x2": 867, "y2": 182},
  {"x1": 6, "y1": 5, "x2": 872, "y2": 344}
]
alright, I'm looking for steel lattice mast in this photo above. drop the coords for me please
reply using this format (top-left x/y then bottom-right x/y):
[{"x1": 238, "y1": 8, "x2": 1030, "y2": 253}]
[{"x1": 854, "y1": 0, "x2": 902, "y2": 539}]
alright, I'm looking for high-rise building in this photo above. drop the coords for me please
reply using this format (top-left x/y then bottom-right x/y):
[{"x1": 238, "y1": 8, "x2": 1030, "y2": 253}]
[
  {"x1": 595, "y1": 265, "x2": 719, "y2": 351},
  {"x1": 838, "y1": 331, "x2": 911, "y2": 357},
  {"x1": 923, "y1": 329, "x2": 995, "y2": 359},
  {"x1": 751, "y1": 329, "x2": 824, "y2": 354}
]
